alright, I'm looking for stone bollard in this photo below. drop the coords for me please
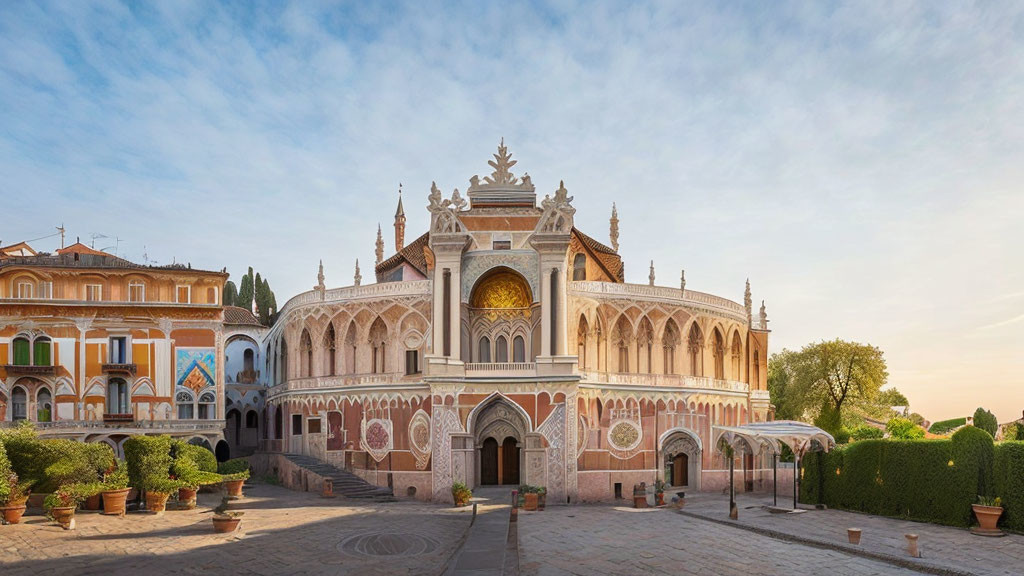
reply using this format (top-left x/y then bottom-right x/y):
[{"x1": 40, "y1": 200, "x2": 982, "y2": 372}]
[
  {"x1": 322, "y1": 478, "x2": 334, "y2": 498},
  {"x1": 905, "y1": 534, "x2": 919, "y2": 558},
  {"x1": 729, "y1": 503, "x2": 738, "y2": 520},
  {"x1": 847, "y1": 528, "x2": 861, "y2": 545}
]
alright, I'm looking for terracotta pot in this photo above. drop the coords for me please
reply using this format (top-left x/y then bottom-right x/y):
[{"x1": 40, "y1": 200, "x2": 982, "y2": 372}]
[
  {"x1": 524, "y1": 493, "x2": 538, "y2": 511},
  {"x1": 84, "y1": 493, "x2": 102, "y2": 511},
  {"x1": 972, "y1": 504, "x2": 1003, "y2": 533},
  {"x1": 145, "y1": 492, "x2": 171, "y2": 514},
  {"x1": 225, "y1": 479, "x2": 245, "y2": 498},
  {"x1": 27, "y1": 493, "x2": 49, "y2": 509},
  {"x1": 50, "y1": 506, "x2": 75, "y2": 528},
  {"x1": 538, "y1": 492, "x2": 547, "y2": 511},
  {"x1": 453, "y1": 493, "x2": 470, "y2": 507},
  {"x1": 178, "y1": 487, "x2": 198, "y2": 510},
  {"x1": 656, "y1": 492, "x2": 665, "y2": 506},
  {"x1": 212, "y1": 515, "x2": 241, "y2": 533},
  {"x1": 848, "y1": 528, "x2": 862, "y2": 545},
  {"x1": 1, "y1": 504, "x2": 27, "y2": 524},
  {"x1": 102, "y1": 488, "x2": 131, "y2": 516}
]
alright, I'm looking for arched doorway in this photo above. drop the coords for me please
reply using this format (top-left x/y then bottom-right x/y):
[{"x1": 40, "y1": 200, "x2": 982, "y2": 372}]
[
  {"x1": 502, "y1": 437, "x2": 520, "y2": 485},
  {"x1": 660, "y1": 428, "x2": 702, "y2": 490},
  {"x1": 468, "y1": 268, "x2": 537, "y2": 364},
  {"x1": 215, "y1": 439, "x2": 231, "y2": 462},
  {"x1": 480, "y1": 438, "x2": 499, "y2": 485},
  {"x1": 470, "y1": 394, "x2": 530, "y2": 488}
]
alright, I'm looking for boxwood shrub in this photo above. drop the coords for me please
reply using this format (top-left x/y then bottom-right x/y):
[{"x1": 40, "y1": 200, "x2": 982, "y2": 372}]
[
  {"x1": 801, "y1": 425, "x2": 999, "y2": 527},
  {"x1": 0, "y1": 423, "x2": 113, "y2": 492},
  {"x1": 929, "y1": 417, "x2": 967, "y2": 435},
  {"x1": 171, "y1": 440, "x2": 218, "y2": 473},
  {"x1": 124, "y1": 435, "x2": 173, "y2": 492},
  {"x1": 994, "y1": 441, "x2": 1024, "y2": 531}
]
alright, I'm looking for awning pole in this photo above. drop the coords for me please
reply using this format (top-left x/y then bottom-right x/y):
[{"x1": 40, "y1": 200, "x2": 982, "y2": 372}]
[
  {"x1": 729, "y1": 449, "x2": 735, "y2": 514},
  {"x1": 772, "y1": 452, "x2": 777, "y2": 507},
  {"x1": 792, "y1": 451, "x2": 799, "y2": 510}
]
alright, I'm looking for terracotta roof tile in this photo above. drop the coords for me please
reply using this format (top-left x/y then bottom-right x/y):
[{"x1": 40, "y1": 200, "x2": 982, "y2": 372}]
[
  {"x1": 376, "y1": 232, "x2": 429, "y2": 276},
  {"x1": 224, "y1": 306, "x2": 263, "y2": 326}
]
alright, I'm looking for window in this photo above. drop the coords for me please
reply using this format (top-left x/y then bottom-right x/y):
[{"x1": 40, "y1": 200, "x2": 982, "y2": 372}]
[
  {"x1": 245, "y1": 410, "x2": 258, "y2": 428},
  {"x1": 176, "y1": 285, "x2": 191, "y2": 303},
  {"x1": 292, "y1": 414, "x2": 303, "y2": 435},
  {"x1": 37, "y1": 281, "x2": 52, "y2": 299},
  {"x1": 12, "y1": 387, "x2": 27, "y2": 421},
  {"x1": 492, "y1": 240, "x2": 511, "y2": 250},
  {"x1": 12, "y1": 337, "x2": 30, "y2": 366},
  {"x1": 478, "y1": 337, "x2": 491, "y2": 363},
  {"x1": 199, "y1": 392, "x2": 216, "y2": 419},
  {"x1": 33, "y1": 337, "x2": 51, "y2": 366},
  {"x1": 176, "y1": 390, "x2": 195, "y2": 419},
  {"x1": 17, "y1": 282, "x2": 33, "y2": 299},
  {"x1": 107, "y1": 379, "x2": 130, "y2": 415},
  {"x1": 405, "y1": 350, "x2": 420, "y2": 375},
  {"x1": 37, "y1": 388, "x2": 52, "y2": 422},
  {"x1": 572, "y1": 254, "x2": 587, "y2": 281},
  {"x1": 513, "y1": 336, "x2": 526, "y2": 363},
  {"x1": 495, "y1": 336, "x2": 509, "y2": 363},
  {"x1": 128, "y1": 282, "x2": 145, "y2": 302},
  {"x1": 206, "y1": 286, "x2": 217, "y2": 304},
  {"x1": 85, "y1": 284, "x2": 102, "y2": 301},
  {"x1": 274, "y1": 407, "x2": 283, "y2": 439},
  {"x1": 109, "y1": 336, "x2": 128, "y2": 364},
  {"x1": 307, "y1": 418, "x2": 322, "y2": 434}
]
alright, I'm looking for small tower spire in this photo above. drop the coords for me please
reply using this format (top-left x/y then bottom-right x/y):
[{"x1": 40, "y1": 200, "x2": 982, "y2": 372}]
[
  {"x1": 354, "y1": 259, "x2": 362, "y2": 287},
  {"x1": 744, "y1": 279, "x2": 752, "y2": 326},
  {"x1": 375, "y1": 224, "x2": 384, "y2": 265},
  {"x1": 680, "y1": 269, "x2": 686, "y2": 295},
  {"x1": 609, "y1": 203, "x2": 620, "y2": 252},
  {"x1": 759, "y1": 300, "x2": 768, "y2": 328},
  {"x1": 649, "y1": 260, "x2": 655, "y2": 286},
  {"x1": 394, "y1": 183, "x2": 406, "y2": 252},
  {"x1": 315, "y1": 259, "x2": 325, "y2": 291}
]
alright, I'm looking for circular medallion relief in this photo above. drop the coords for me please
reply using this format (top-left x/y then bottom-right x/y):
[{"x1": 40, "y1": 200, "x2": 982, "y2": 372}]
[
  {"x1": 365, "y1": 421, "x2": 391, "y2": 451},
  {"x1": 411, "y1": 420, "x2": 431, "y2": 452},
  {"x1": 608, "y1": 420, "x2": 641, "y2": 452}
]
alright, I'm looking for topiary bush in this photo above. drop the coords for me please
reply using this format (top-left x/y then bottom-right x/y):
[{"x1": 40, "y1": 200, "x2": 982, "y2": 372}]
[
  {"x1": 0, "y1": 438, "x2": 12, "y2": 504},
  {"x1": 171, "y1": 440, "x2": 218, "y2": 473},
  {"x1": 850, "y1": 425, "x2": 884, "y2": 441},
  {"x1": 994, "y1": 442, "x2": 1024, "y2": 532},
  {"x1": 124, "y1": 435, "x2": 173, "y2": 493},
  {"x1": 0, "y1": 424, "x2": 113, "y2": 492},
  {"x1": 929, "y1": 417, "x2": 967, "y2": 435}
]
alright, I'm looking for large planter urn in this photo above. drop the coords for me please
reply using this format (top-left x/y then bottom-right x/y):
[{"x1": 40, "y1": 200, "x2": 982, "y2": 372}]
[
  {"x1": 145, "y1": 492, "x2": 171, "y2": 514},
  {"x1": 633, "y1": 484, "x2": 648, "y2": 509},
  {"x1": 84, "y1": 494, "x2": 102, "y2": 511},
  {"x1": 971, "y1": 504, "x2": 1004, "y2": 536},
  {"x1": 101, "y1": 488, "x2": 131, "y2": 516},
  {"x1": 225, "y1": 479, "x2": 245, "y2": 499},
  {"x1": 1, "y1": 504, "x2": 28, "y2": 524},
  {"x1": 178, "y1": 487, "x2": 198, "y2": 510},
  {"x1": 538, "y1": 492, "x2": 547, "y2": 511},
  {"x1": 524, "y1": 493, "x2": 539, "y2": 511},
  {"x1": 50, "y1": 506, "x2": 76, "y2": 530},
  {"x1": 212, "y1": 513, "x2": 242, "y2": 533}
]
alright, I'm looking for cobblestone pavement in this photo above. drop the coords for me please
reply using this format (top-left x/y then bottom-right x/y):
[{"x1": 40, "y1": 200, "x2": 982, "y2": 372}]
[
  {"x1": 518, "y1": 504, "x2": 925, "y2": 576},
  {"x1": 0, "y1": 483, "x2": 470, "y2": 576},
  {"x1": 682, "y1": 493, "x2": 1024, "y2": 576}
]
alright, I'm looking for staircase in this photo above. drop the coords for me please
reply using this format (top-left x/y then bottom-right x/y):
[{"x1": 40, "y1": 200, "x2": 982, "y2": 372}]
[{"x1": 284, "y1": 454, "x2": 397, "y2": 502}]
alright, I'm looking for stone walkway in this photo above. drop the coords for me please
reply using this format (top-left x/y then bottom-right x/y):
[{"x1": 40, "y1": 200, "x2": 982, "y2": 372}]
[
  {"x1": 0, "y1": 483, "x2": 471, "y2": 576},
  {"x1": 518, "y1": 503, "x2": 925, "y2": 575},
  {"x1": 445, "y1": 486, "x2": 513, "y2": 576},
  {"x1": 682, "y1": 493, "x2": 1024, "y2": 576}
]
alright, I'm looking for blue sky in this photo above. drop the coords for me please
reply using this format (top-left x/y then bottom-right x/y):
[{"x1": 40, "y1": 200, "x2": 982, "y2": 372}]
[{"x1": 2, "y1": 1, "x2": 1022, "y2": 422}]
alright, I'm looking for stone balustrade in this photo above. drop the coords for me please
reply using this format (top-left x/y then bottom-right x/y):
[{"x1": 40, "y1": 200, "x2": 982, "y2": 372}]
[
  {"x1": 464, "y1": 362, "x2": 537, "y2": 376},
  {"x1": 0, "y1": 419, "x2": 226, "y2": 432},
  {"x1": 568, "y1": 281, "x2": 748, "y2": 323},
  {"x1": 279, "y1": 280, "x2": 432, "y2": 316},
  {"x1": 578, "y1": 370, "x2": 750, "y2": 393}
]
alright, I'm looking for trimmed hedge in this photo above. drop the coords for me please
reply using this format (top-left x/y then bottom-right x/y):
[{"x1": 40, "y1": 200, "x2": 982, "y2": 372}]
[
  {"x1": 0, "y1": 424, "x2": 114, "y2": 492},
  {"x1": 802, "y1": 425, "x2": 997, "y2": 527},
  {"x1": 929, "y1": 417, "x2": 967, "y2": 435},
  {"x1": 994, "y1": 442, "x2": 1024, "y2": 531},
  {"x1": 171, "y1": 440, "x2": 218, "y2": 473},
  {"x1": 124, "y1": 435, "x2": 173, "y2": 492},
  {"x1": 0, "y1": 438, "x2": 12, "y2": 503}
]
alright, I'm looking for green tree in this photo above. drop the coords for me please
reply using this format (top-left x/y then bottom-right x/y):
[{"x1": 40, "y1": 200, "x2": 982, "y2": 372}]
[
  {"x1": 237, "y1": 267, "x2": 255, "y2": 311},
  {"x1": 792, "y1": 339, "x2": 888, "y2": 430},
  {"x1": 223, "y1": 281, "x2": 238, "y2": 307},
  {"x1": 258, "y1": 277, "x2": 277, "y2": 325},
  {"x1": 886, "y1": 416, "x2": 925, "y2": 439},
  {"x1": 973, "y1": 407, "x2": 998, "y2": 437},
  {"x1": 768, "y1": 349, "x2": 808, "y2": 420}
]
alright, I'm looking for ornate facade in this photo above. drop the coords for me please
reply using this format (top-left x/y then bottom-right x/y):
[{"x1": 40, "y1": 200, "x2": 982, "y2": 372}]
[
  {"x1": 262, "y1": 143, "x2": 773, "y2": 503},
  {"x1": 0, "y1": 242, "x2": 228, "y2": 455}
]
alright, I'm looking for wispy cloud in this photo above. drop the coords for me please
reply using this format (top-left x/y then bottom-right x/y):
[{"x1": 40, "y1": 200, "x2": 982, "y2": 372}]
[{"x1": 1, "y1": 1, "x2": 1022, "y2": 420}]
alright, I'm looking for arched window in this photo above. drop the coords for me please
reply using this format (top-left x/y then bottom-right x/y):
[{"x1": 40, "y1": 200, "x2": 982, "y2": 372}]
[
  {"x1": 245, "y1": 410, "x2": 258, "y2": 428},
  {"x1": 663, "y1": 319, "x2": 680, "y2": 375},
  {"x1": 107, "y1": 378, "x2": 129, "y2": 415},
  {"x1": 37, "y1": 388, "x2": 52, "y2": 422},
  {"x1": 199, "y1": 392, "x2": 216, "y2": 419},
  {"x1": 637, "y1": 318, "x2": 654, "y2": 374},
  {"x1": 478, "y1": 337, "x2": 491, "y2": 363},
  {"x1": 614, "y1": 316, "x2": 632, "y2": 373},
  {"x1": 731, "y1": 332, "x2": 742, "y2": 380},
  {"x1": 279, "y1": 337, "x2": 288, "y2": 382},
  {"x1": 369, "y1": 318, "x2": 387, "y2": 374},
  {"x1": 300, "y1": 329, "x2": 312, "y2": 378},
  {"x1": 261, "y1": 408, "x2": 268, "y2": 440},
  {"x1": 495, "y1": 335, "x2": 509, "y2": 363},
  {"x1": 345, "y1": 323, "x2": 357, "y2": 374},
  {"x1": 274, "y1": 406, "x2": 283, "y2": 440},
  {"x1": 572, "y1": 254, "x2": 587, "y2": 281},
  {"x1": 687, "y1": 323, "x2": 703, "y2": 376},
  {"x1": 176, "y1": 390, "x2": 195, "y2": 419},
  {"x1": 243, "y1": 348, "x2": 255, "y2": 373},
  {"x1": 513, "y1": 335, "x2": 526, "y2": 363},
  {"x1": 33, "y1": 336, "x2": 52, "y2": 366},
  {"x1": 753, "y1": 349, "x2": 761, "y2": 385},
  {"x1": 577, "y1": 316, "x2": 589, "y2": 369},
  {"x1": 713, "y1": 329, "x2": 725, "y2": 380},
  {"x1": 324, "y1": 324, "x2": 336, "y2": 376},
  {"x1": 12, "y1": 336, "x2": 30, "y2": 366},
  {"x1": 11, "y1": 387, "x2": 27, "y2": 420}
]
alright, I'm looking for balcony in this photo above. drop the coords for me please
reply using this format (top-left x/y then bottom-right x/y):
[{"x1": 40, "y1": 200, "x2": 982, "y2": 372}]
[
  {"x1": 103, "y1": 413, "x2": 135, "y2": 423},
  {"x1": 2, "y1": 364, "x2": 56, "y2": 376},
  {"x1": 578, "y1": 371, "x2": 750, "y2": 393},
  {"x1": 464, "y1": 362, "x2": 537, "y2": 377},
  {"x1": 102, "y1": 363, "x2": 137, "y2": 376}
]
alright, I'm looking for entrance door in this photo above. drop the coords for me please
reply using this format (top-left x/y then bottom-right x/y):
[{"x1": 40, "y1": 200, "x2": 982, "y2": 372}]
[
  {"x1": 480, "y1": 438, "x2": 499, "y2": 485},
  {"x1": 744, "y1": 453, "x2": 754, "y2": 492},
  {"x1": 673, "y1": 453, "x2": 689, "y2": 487},
  {"x1": 501, "y1": 437, "x2": 520, "y2": 485}
]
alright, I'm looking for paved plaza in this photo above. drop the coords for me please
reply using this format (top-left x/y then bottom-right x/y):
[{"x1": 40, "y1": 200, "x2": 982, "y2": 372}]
[{"x1": 2, "y1": 484, "x2": 1022, "y2": 576}]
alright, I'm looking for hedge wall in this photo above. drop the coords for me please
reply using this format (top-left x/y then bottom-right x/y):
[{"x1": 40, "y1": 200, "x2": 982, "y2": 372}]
[
  {"x1": 171, "y1": 440, "x2": 218, "y2": 473},
  {"x1": 801, "y1": 426, "x2": 997, "y2": 527},
  {"x1": 0, "y1": 424, "x2": 114, "y2": 492},
  {"x1": 124, "y1": 435, "x2": 173, "y2": 492},
  {"x1": 929, "y1": 417, "x2": 967, "y2": 435},
  {"x1": 994, "y1": 442, "x2": 1024, "y2": 531}
]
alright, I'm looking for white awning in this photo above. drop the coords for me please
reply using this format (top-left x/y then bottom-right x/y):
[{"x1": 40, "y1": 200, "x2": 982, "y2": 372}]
[{"x1": 713, "y1": 420, "x2": 835, "y2": 457}]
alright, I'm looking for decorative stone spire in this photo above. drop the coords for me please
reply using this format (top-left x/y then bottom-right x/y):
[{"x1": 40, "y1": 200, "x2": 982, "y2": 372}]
[
  {"x1": 680, "y1": 269, "x2": 686, "y2": 294},
  {"x1": 354, "y1": 259, "x2": 362, "y2": 287},
  {"x1": 649, "y1": 261, "x2": 655, "y2": 286},
  {"x1": 375, "y1": 224, "x2": 384, "y2": 265},
  {"x1": 759, "y1": 300, "x2": 768, "y2": 328},
  {"x1": 609, "y1": 203, "x2": 620, "y2": 252},
  {"x1": 394, "y1": 183, "x2": 406, "y2": 252},
  {"x1": 314, "y1": 260, "x2": 325, "y2": 291},
  {"x1": 744, "y1": 279, "x2": 752, "y2": 326}
]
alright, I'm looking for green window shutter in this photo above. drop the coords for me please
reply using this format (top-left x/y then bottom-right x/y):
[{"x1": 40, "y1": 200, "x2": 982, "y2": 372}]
[
  {"x1": 13, "y1": 339, "x2": 30, "y2": 365},
  {"x1": 34, "y1": 341, "x2": 51, "y2": 366}
]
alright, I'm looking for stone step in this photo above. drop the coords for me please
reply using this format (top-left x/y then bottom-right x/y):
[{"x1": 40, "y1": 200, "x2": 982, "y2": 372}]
[{"x1": 283, "y1": 453, "x2": 397, "y2": 502}]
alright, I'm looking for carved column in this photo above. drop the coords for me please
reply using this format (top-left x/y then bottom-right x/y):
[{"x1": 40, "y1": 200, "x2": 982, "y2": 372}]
[
  {"x1": 427, "y1": 233, "x2": 469, "y2": 365},
  {"x1": 531, "y1": 234, "x2": 571, "y2": 358}
]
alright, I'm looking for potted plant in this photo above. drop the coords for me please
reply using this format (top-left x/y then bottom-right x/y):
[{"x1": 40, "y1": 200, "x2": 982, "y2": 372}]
[
  {"x1": 173, "y1": 459, "x2": 222, "y2": 510},
  {"x1": 1, "y1": 473, "x2": 33, "y2": 525},
  {"x1": 100, "y1": 459, "x2": 132, "y2": 516},
  {"x1": 654, "y1": 480, "x2": 666, "y2": 507},
  {"x1": 212, "y1": 497, "x2": 243, "y2": 533},
  {"x1": 537, "y1": 486, "x2": 547, "y2": 511},
  {"x1": 45, "y1": 483, "x2": 96, "y2": 530},
  {"x1": 523, "y1": 485, "x2": 539, "y2": 511},
  {"x1": 218, "y1": 458, "x2": 251, "y2": 499},
  {"x1": 145, "y1": 478, "x2": 182, "y2": 515},
  {"x1": 451, "y1": 481, "x2": 472, "y2": 507},
  {"x1": 971, "y1": 495, "x2": 1004, "y2": 536}
]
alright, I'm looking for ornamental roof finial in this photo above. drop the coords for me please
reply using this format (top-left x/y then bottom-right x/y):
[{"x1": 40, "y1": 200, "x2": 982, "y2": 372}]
[
  {"x1": 680, "y1": 269, "x2": 686, "y2": 294},
  {"x1": 649, "y1": 260, "x2": 655, "y2": 286},
  {"x1": 610, "y1": 203, "x2": 620, "y2": 252},
  {"x1": 315, "y1": 259, "x2": 325, "y2": 291},
  {"x1": 375, "y1": 224, "x2": 384, "y2": 265},
  {"x1": 759, "y1": 299, "x2": 768, "y2": 328},
  {"x1": 744, "y1": 278, "x2": 752, "y2": 326},
  {"x1": 354, "y1": 259, "x2": 362, "y2": 287}
]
